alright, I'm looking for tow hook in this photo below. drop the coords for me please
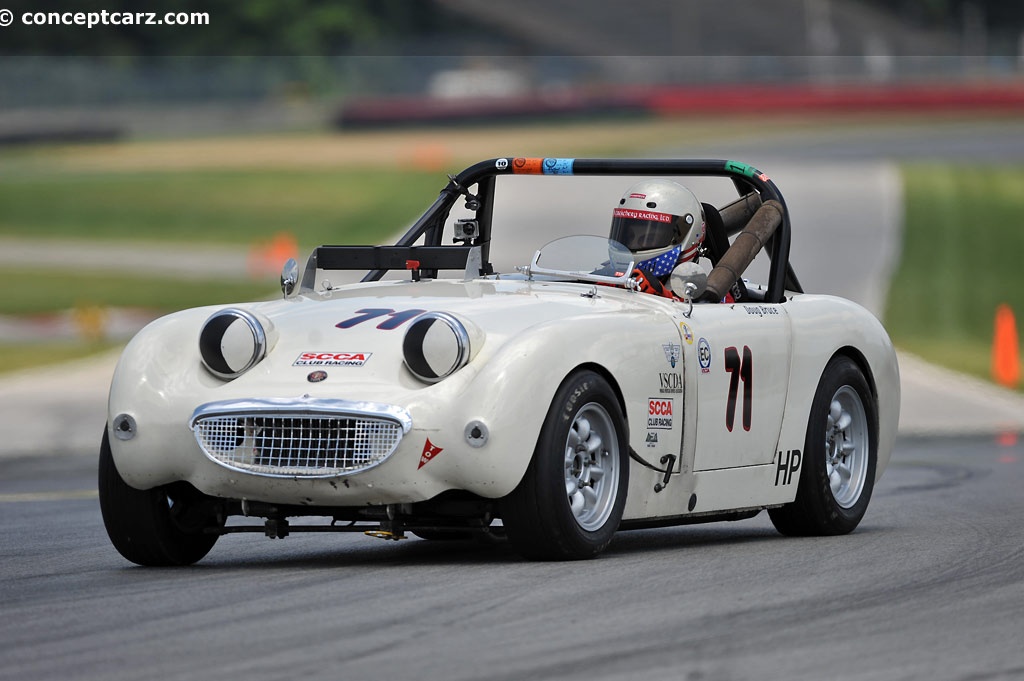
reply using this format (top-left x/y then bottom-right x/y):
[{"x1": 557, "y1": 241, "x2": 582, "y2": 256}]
[
  {"x1": 364, "y1": 519, "x2": 407, "y2": 541},
  {"x1": 364, "y1": 505, "x2": 407, "y2": 540},
  {"x1": 364, "y1": 528, "x2": 407, "y2": 541}
]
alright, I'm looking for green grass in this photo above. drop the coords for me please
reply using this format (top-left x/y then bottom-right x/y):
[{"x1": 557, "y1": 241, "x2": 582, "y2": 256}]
[
  {"x1": 0, "y1": 269, "x2": 277, "y2": 374},
  {"x1": 0, "y1": 165, "x2": 441, "y2": 373},
  {"x1": 0, "y1": 268, "x2": 277, "y2": 316},
  {"x1": 885, "y1": 164, "x2": 1024, "y2": 388},
  {"x1": 0, "y1": 168, "x2": 441, "y2": 247}
]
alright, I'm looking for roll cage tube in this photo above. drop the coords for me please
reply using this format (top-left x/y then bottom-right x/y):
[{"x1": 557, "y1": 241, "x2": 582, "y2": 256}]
[
  {"x1": 360, "y1": 173, "x2": 496, "y2": 283},
  {"x1": 363, "y1": 158, "x2": 801, "y2": 303}
]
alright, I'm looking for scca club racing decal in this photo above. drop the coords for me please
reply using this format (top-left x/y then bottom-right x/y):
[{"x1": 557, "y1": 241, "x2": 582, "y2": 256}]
[
  {"x1": 647, "y1": 398, "x2": 674, "y2": 430},
  {"x1": 294, "y1": 352, "x2": 371, "y2": 367}
]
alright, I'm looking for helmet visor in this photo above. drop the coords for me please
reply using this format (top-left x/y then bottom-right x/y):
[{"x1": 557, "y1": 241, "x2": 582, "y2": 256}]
[{"x1": 609, "y1": 208, "x2": 679, "y2": 252}]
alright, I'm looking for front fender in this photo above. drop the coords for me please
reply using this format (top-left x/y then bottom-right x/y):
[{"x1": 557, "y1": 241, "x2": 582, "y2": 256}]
[{"x1": 415, "y1": 309, "x2": 678, "y2": 498}]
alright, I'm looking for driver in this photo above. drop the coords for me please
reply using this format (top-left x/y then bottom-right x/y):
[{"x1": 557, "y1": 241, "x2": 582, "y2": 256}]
[{"x1": 609, "y1": 179, "x2": 705, "y2": 299}]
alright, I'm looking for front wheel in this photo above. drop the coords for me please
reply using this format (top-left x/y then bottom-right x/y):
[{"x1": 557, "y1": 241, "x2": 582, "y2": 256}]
[
  {"x1": 98, "y1": 428, "x2": 223, "y2": 566},
  {"x1": 769, "y1": 356, "x2": 878, "y2": 536},
  {"x1": 500, "y1": 370, "x2": 629, "y2": 560}
]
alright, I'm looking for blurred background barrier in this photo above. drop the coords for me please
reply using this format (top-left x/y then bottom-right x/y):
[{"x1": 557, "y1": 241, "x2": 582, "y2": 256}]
[{"x1": 3, "y1": 0, "x2": 1024, "y2": 140}]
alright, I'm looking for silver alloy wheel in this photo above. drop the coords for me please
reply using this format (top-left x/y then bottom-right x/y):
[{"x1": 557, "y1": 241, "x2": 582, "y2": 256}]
[
  {"x1": 825, "y1": 386, "x2": 869, "y2": 508},
  {"x1": 563, "y1": 402, "x2": 620, "y2": 531}
]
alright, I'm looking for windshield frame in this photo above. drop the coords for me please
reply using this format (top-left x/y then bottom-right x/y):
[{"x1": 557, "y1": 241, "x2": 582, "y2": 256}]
[{"x1": 524, "y1": 235, "x2": 635, "y2": 286}]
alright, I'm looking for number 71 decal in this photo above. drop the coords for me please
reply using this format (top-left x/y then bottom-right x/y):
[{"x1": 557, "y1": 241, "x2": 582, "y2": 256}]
[
  {"x1": 337, "y1": 308, "x2": 427, "y2": 330},
  {"x1": 724, "y1": 345, "x2": 752, "y2": 432}
]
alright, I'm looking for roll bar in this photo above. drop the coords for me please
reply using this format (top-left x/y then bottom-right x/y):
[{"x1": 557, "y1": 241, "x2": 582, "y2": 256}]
[{"x1": 359, "y1": 158, "x2": 802, "y2": 303}]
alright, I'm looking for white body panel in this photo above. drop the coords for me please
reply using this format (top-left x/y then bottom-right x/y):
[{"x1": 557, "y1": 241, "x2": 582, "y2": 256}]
[{"x1": 679, "y1": 302, "x2": 792, "y2": 471}]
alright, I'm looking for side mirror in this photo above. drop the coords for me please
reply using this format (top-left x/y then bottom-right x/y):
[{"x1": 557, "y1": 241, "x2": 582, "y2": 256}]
[
  {"x1": 280, "y1": 258, "x2": 299, "y2": 298},
  {"x1": 669, "y1": 262, "x2": 707, "y2": 301}
]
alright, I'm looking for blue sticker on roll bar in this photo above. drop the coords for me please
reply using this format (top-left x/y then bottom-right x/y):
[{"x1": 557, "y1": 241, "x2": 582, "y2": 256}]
[{"x1": 542, "y1": 158, "x2": 575, "y2": 175}]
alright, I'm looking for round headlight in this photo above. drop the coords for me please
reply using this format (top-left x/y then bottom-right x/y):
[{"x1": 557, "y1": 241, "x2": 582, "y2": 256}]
[
  {"x1": 199, "y1": 308, "x2": 267, "y2": 380},
  {"x1": 402, "y1": 312, "x2": 471, "y2": 383}
]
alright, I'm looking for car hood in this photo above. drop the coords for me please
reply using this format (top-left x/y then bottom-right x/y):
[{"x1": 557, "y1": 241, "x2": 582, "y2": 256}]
[{"x1": 210, "y1": 276, "x2": 672, "y2": 400}]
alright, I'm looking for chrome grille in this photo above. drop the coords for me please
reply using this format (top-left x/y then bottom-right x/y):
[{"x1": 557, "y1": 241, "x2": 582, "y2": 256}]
[{"x1": 193, "y1": 412, "x2": 405, "y2": 477}]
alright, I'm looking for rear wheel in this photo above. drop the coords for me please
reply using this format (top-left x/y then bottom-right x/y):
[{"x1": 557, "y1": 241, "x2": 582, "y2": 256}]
[
  {"x1": 98, "y1": 428, "x2": 223, "y2": 566},
  {"x1": 769, "y1": 356, "x2": 878, "y2": 536},
  {"x1": 501, "y1": 370, "x2": 628, "y2": 560}
]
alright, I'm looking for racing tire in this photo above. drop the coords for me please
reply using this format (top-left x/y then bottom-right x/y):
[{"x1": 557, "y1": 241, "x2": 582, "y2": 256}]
[
  {"x1": 99, "y1": 428, "x2": 222, "y2": 566},
  {"x1": 768, "y1": 356, "x2": 878, "y2": 536},
  {"x1": 500, "y1": 370, "x2": 628, "y2": 560}
]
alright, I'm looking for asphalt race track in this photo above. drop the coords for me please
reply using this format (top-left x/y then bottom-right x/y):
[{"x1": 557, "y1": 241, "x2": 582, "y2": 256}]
[
  {"x1": 2, "y1": 435, "x2": 1023, "y2": 681},
  {"x1": 2, "y1": 119, "x2": 1024, "y2": 680}
]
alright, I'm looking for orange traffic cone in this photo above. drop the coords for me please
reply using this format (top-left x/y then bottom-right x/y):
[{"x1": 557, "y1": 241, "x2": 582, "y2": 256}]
[
  {"x1": 267, "y1": 232, "x2": 299, "y2": 269},
  {"x1": 991, "y1": 304, "x2": 1021, "y2": 388},
  {"x1": 248, "y1": 232, "x2": 299, "y2": 279}
]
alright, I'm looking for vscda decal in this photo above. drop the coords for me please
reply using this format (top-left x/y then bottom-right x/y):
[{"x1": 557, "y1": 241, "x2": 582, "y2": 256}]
[
  {"x1": 647, "y1": 398, "x2": 674, "y2": 429},
  {"x1": 294, "y1": 352, "x2": 372, "y2": 367},
  {"x1": 659, "y1": 372, "x2": 682, "y2": 394}
]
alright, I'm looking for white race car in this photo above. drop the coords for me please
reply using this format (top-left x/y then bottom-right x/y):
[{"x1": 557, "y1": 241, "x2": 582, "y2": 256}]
[{"x1": 99, "y1": 158, "x2": 900, "y2": 565}]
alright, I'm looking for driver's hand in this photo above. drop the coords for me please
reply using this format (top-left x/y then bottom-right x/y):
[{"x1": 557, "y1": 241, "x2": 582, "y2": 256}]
[{"x1": 632, "y1": 268, "x2": 673, "y2": 298}]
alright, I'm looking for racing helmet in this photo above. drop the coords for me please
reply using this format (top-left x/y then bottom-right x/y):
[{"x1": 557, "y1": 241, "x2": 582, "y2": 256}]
[{"x1": 609, "y1": 179, "x2": 705, "y2": 277}]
